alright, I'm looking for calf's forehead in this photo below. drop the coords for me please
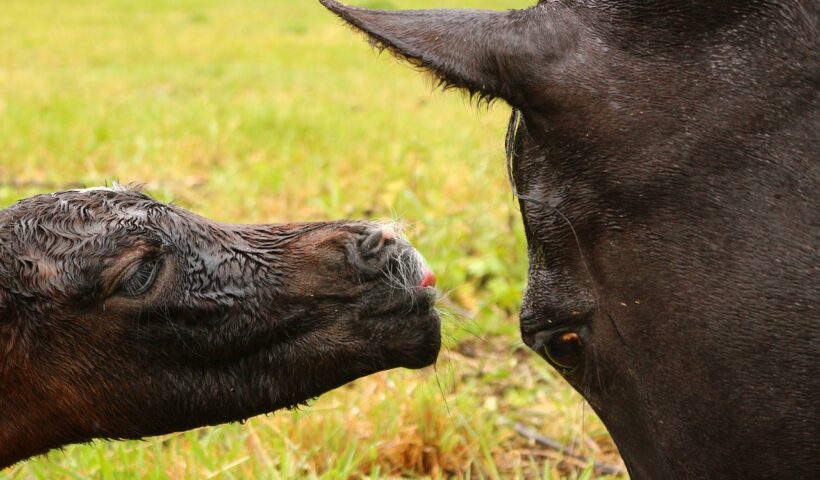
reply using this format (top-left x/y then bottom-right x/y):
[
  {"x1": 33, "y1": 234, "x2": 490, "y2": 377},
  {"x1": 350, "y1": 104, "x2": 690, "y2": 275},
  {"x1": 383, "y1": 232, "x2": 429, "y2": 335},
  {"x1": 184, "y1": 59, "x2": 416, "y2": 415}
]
[{"x1": 0, "y1": 188, "x2": 178, "y2": 257}]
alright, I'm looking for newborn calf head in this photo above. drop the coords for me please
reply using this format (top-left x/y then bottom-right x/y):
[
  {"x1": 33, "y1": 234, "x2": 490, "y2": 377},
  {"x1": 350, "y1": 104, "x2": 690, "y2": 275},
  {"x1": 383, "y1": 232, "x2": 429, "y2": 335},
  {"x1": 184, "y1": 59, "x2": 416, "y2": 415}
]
[{"x1": 0, "y1": 186, "x2": 440, "y2": 467}]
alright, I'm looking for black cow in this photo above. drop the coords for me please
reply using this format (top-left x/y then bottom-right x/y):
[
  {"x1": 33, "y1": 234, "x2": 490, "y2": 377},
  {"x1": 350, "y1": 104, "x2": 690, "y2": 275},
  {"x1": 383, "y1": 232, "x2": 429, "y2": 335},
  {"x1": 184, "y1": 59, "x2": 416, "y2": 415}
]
[
  {"x1": 321, "y1": 1, "x2": 819, "y2": 478},
  {"x1": 0, "y1": 186, "x2": 440, "y2": 467}
]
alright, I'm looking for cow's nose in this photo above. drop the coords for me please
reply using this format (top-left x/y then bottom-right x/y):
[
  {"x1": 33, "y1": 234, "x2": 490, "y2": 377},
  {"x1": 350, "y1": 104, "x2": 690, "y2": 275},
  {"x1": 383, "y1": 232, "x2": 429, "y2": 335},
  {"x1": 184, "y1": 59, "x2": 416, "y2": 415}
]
[{"x1": 359, "y1": 226, "x2": 397, "y2": 258}]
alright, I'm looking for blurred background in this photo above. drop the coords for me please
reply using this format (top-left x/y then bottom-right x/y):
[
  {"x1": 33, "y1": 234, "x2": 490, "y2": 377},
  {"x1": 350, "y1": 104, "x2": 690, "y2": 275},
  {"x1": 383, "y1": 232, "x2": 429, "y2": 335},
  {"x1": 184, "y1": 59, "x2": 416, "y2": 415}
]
[{"x1": 0, "y1": 0, "x2": 625, "y2": 478}]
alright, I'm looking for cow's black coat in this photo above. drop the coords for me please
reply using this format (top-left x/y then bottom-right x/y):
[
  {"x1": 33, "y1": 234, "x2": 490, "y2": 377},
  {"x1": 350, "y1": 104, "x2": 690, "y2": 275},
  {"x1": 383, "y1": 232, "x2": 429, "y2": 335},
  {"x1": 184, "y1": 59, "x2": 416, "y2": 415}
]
[{"x1": 321, "y1": 1, "x2": 819, "y2": 477}]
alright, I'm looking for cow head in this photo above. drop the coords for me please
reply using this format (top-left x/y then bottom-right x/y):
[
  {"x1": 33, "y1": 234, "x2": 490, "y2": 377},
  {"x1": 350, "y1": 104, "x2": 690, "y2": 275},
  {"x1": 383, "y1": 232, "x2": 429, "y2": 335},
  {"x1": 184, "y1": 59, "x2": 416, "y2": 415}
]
[
  {"x1": 322, "y1": 1, "x2": 819, "y2": 477},
  {"x1": 0, "y1": 186, "x2": 440, "y2": 467}
]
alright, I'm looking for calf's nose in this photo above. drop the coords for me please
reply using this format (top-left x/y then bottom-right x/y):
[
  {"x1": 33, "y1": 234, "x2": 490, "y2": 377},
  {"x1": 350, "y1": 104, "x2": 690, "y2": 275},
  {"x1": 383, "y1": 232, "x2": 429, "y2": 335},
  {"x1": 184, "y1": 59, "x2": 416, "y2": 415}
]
[
  {"x1": 359, "y1": 226, "x2": 397, "y2": 258},
  {"x1": 354, "y1": 226, "x2": 437, "y2": 289}
]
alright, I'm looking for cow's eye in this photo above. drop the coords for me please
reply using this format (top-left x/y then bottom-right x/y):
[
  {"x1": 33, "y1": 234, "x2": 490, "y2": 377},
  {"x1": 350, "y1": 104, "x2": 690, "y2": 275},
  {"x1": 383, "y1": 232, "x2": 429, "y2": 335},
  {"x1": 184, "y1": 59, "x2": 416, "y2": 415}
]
[
  {"x1": 544, "y1": 331, "x2": 584, "y2": 371},
  {"x1": 121, "y1": 257, "x2": 162, "y2": 297}
]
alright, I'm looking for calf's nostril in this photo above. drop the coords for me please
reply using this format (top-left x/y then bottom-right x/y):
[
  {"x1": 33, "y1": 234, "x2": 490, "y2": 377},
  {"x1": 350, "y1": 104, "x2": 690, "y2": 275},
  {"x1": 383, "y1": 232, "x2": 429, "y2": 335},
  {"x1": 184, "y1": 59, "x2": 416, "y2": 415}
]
[
  {"x1": 360, "y1": 226, "x2": 397, "y2": 257},
  {"x1": 381, "y1": 225, "x2": 397, "y2": 242}
]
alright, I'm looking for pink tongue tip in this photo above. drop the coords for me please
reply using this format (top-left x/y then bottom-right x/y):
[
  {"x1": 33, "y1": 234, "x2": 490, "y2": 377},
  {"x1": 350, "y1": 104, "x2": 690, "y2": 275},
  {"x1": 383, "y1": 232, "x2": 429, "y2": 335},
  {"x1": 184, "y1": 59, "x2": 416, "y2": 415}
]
[{"x1": 420, "y1": 270, "x2": 437, "y2": 289}]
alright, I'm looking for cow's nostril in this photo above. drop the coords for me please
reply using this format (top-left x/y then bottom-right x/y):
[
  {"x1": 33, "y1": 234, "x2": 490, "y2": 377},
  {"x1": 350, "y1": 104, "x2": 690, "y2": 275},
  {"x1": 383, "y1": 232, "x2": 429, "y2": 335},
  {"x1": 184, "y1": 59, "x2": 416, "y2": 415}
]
[{"x1": 360, "y1": 226, "x2": 397, "y2": 257}]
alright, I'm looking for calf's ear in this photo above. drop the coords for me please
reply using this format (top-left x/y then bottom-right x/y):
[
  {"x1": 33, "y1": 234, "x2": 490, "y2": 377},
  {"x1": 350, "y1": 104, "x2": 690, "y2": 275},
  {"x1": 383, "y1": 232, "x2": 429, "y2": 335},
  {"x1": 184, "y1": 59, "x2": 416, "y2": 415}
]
[{"x1": 320, "y1": 0, "x2": 582, "y2": 106}]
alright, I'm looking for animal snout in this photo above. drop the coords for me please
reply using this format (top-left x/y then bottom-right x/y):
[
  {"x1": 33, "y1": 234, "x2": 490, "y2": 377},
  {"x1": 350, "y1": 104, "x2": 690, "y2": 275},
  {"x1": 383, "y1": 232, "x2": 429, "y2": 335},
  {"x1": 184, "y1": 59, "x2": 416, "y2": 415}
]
[
  {"x1": 349, "y1": 225, "x2": 434, "y2": 289},
  {"x1": 359, "y1": 225, "x2": 398, "y2": 259},
  {"x1": 347, "y1": 225, "x2": 402, "y2": 274}
]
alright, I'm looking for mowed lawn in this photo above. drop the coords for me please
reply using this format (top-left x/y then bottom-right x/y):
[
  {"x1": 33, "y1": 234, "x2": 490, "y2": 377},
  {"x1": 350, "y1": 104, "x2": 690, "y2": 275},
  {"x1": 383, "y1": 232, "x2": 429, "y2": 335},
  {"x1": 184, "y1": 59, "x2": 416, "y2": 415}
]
[{"x1": 0, "y1": 0, "x2": 625, "y2": 478}]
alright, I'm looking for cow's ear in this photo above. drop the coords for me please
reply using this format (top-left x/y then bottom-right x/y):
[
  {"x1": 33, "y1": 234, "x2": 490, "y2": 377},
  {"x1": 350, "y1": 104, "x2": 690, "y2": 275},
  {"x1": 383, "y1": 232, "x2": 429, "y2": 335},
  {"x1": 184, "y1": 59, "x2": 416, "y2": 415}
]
[{"x1": 320, "y1": 0, "x2": 581, "y2": 106}]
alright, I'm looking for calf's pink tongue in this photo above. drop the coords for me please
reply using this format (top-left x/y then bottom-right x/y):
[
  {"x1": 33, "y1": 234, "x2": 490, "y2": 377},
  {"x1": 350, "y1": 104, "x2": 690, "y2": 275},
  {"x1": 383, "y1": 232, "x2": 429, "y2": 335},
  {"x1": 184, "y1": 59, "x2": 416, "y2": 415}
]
[{"x1": 419, "y1": 270, "x2": 437, "y2": 289}]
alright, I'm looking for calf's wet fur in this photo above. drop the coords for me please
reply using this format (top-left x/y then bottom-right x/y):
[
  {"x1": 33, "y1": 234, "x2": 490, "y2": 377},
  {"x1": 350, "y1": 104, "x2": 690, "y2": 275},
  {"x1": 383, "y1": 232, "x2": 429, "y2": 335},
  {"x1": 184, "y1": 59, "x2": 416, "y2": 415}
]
[{"x1": 0, "y1": 186, "x2": 440, "y2": 467}]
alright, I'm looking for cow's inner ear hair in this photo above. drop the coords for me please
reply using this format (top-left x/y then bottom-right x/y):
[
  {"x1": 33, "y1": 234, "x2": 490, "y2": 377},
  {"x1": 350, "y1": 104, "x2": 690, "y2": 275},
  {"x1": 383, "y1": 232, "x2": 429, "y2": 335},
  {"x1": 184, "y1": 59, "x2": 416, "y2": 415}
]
[{"x1": 320, "y1": 1, "x2": 583, "y2": 107}]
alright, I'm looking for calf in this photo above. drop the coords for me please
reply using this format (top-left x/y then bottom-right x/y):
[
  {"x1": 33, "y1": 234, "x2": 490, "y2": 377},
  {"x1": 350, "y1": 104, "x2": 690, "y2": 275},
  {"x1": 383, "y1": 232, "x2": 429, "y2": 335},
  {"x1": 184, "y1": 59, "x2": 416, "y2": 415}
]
[
  {"x1": 0, "y1": 186, "x2": 441, "y2": 468},
  {"x1": 321, "y1": 1, "x2": 819, "y2": 478}
]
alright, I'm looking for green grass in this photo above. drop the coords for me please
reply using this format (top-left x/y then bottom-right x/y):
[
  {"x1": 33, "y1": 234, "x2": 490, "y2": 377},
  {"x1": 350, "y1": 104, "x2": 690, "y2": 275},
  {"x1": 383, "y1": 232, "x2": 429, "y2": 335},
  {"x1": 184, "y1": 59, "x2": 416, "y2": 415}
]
[{"x1": 0, "y1": 0, "x2": 625, "y2": 478}]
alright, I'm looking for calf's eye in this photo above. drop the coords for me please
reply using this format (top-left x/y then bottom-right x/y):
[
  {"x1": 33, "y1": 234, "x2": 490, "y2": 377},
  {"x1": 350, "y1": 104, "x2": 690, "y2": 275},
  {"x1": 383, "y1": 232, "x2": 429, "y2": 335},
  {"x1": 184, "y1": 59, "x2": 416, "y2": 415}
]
[
  {"x1": 545, "y1": 331, "x2": 584, "y2": 371},
  {"x1": 121, "y1": 257, "x2": 161, "y2": 297}
]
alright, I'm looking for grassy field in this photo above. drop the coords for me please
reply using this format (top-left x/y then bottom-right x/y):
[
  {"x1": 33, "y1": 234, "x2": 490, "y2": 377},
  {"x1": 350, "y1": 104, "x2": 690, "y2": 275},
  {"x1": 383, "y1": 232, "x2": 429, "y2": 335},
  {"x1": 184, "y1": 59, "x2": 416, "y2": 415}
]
[{"x1": 0, "y1": 0, "x2": 625, "y2": 478}]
